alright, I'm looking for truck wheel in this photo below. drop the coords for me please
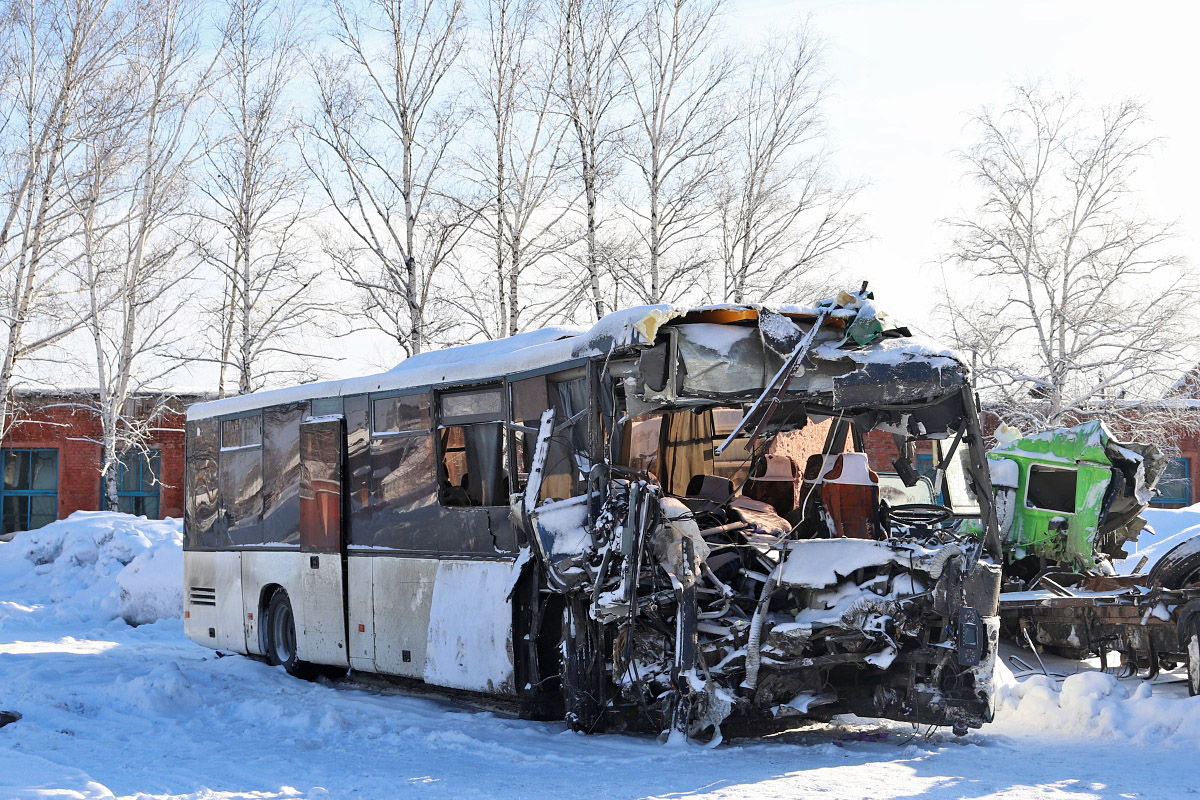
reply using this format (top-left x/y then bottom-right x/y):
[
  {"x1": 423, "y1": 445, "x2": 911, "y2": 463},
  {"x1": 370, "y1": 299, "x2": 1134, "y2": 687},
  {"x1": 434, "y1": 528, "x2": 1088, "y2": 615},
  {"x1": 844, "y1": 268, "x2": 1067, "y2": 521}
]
[
  {"x1": 266, "y1": 590, "x2": 314, "y2": 679},
  {"x1": 1186, "y1": 617, "x2": 1200, "y2": 698}
]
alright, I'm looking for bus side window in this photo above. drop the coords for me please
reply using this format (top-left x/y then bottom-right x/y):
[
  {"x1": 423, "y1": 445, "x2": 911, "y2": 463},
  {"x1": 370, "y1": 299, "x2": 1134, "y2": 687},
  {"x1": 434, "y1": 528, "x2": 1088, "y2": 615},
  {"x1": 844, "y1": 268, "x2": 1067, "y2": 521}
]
[
  {"x1": 368, "y1": 391, "x2": 439, "y2": 551},
  {"x1": 543, "y1": 376, "x2": 589, "y2": 501},
  {"x1": 509, "y1": 376, "x2": 549, "y2": 493},
  {"x1": 438, "y1": 387, "x2": 507, "y2": 507},
  {"x1": 219, "y1": 412, "x2": 263, "y2": 545},
  {"x1": 185, "y1": 418, "x2": 221, "y2": 548},
  {"x1": 262, "y1": 402, "x2": 304, "y2": 545}
]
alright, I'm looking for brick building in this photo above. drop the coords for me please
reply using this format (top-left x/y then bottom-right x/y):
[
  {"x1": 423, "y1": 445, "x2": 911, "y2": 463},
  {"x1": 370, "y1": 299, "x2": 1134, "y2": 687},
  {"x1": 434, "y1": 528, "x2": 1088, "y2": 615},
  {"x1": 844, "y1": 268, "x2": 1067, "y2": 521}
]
[{"x1": 0, "y1": 391, "x2": 210, "y2": 535}]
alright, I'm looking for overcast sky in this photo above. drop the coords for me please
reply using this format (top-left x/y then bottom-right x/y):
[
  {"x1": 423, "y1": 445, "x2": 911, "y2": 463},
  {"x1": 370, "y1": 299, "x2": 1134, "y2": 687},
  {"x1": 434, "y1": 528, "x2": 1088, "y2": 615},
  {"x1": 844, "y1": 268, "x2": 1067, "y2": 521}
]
[{"x1": 732, "y1": 0, "x2": 1200, "y2": 331}]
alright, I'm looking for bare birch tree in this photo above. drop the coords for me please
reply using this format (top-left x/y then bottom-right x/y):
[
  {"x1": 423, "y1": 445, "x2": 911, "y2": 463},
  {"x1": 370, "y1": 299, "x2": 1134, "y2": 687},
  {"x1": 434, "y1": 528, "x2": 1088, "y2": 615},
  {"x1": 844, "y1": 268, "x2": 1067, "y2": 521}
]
[
  {"x1": 943, "y1": 85, "x2": 1196, "y2": 442},
  {"x1": 0, "y1": 0, "x2": 129, "y2": 439},
  {"x1": 197, "y1": 0, "x2": 330, "y2": 397},
  {"x1": 616, "y1": 0, "x2": 734, "y2": 304},
  {"x1": 460, "y1": 0, "x2": 577, "y2": 340},
  {"x1": 70, "y1": 0, "x2": 218, "y2": 510},
  {"x1": 304, "y1": 0, "x2": 466, "y2": 357},
  {"x1": 710, "y1": 25, "x2": 862, "y2": 304},
  {"x1": 551, "y1": 0, "x2": 632, "y2": 321}
]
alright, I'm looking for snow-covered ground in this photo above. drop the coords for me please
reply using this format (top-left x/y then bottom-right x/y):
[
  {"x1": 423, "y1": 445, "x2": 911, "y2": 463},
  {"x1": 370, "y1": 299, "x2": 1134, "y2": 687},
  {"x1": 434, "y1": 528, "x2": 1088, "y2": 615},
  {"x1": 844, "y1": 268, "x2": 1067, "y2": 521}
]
[{"x1": 2, "y1": 513, "x2": 1199, "y2": 799}]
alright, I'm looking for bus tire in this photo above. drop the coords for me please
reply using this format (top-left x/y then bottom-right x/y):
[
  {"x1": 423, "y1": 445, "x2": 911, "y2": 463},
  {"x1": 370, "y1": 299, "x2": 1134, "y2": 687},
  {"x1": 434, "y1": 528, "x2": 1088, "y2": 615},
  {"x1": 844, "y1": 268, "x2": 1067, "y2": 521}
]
[
  {"x1": 266, "y1": 590, "x2": 315, "y2": 680},
  {"x1": 1185, "y1": 616, "x2": 1200, "y2": 698}
]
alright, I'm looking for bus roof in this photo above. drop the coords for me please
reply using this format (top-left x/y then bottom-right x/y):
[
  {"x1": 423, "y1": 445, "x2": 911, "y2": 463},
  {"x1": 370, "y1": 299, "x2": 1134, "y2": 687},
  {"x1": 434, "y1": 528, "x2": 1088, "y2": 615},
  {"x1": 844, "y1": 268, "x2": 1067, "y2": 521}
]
[{"x1": 186, "y1": 298, "x2": 962, "y2": 421}]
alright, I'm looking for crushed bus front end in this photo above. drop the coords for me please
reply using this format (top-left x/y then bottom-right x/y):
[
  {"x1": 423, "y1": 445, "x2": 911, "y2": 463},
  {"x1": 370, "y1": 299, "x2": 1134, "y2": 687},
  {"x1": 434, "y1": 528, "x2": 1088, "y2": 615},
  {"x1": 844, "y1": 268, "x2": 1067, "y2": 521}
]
[{"x1": 512, "y1": 290, "x2": 1005, "y2": 741}]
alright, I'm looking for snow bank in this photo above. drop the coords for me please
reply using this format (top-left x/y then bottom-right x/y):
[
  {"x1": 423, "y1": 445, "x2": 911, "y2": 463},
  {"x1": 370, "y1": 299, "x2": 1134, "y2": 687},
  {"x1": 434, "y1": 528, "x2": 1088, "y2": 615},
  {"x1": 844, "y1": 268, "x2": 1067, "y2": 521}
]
[
  {"x1": 995, "y1": 662, "x2": 1200, "y2": 746},
  {"x1": 0, "y1": 511, "x2": 182, "y2": 630}
]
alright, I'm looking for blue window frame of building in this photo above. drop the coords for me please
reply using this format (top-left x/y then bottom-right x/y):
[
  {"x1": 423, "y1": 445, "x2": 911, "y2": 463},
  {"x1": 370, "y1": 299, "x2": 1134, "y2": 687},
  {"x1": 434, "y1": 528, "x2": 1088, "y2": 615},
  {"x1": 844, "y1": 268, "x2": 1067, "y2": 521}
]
[
  {"x1": 1, "y1": 448, "x2": 58, "y2": 534},
  {"x1": 102, "y1": 450, "x2": 161, "y2": 518},
  {"x1": 1152, "y1": 457, "x2": 1191, "y2": 508}
]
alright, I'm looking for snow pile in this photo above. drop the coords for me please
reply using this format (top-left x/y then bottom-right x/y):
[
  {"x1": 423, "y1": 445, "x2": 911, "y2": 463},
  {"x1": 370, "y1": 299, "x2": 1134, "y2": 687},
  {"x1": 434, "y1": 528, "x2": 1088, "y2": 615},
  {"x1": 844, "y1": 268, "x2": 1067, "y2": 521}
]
[
  {"x1": 0, "y1": 511, "x2": 182, "y2": 629},
  {"x1": 995, "y1": 664, "x2": 1200, "y2": 746}
]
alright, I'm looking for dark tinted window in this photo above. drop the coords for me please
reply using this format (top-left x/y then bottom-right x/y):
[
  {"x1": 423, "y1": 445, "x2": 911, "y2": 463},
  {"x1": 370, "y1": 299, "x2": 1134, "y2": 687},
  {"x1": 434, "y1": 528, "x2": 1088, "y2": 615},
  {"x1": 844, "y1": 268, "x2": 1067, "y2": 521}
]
[
  {"x1": 185, "y1": 418, "x2": 220, "y2": 548},
  {"x1": 263, "y1": 403, "x2": 304, "y2": 544},
  {"x1": 372, "y1": 393, "x2": 431, "y2": 433},
  {"x1": 442, "y1": 388, "x2": 503, "y2": 424},
  {"x1": 344, "y1": 395, "x2": 371, "y2": 545},
  {"x1": 370, "y1": 433, "x2": 440, "y2": 550},
  {"x1": 221, "y1": 444, "x2": 263, "y2": 544},
  {"x1": 222, "y1": 414, "x2": 262, "y2": 449},
  {"x1": 310, "y1": 396, "x2": 343, "y2": 417}
]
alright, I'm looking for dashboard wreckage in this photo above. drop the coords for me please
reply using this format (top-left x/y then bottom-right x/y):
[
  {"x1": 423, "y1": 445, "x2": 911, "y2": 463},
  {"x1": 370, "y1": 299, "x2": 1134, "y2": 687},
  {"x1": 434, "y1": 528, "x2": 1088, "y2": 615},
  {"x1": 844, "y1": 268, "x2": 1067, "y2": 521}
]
[{"x1": 516, "y1": 288, "x2": 1005, "y2": 741}]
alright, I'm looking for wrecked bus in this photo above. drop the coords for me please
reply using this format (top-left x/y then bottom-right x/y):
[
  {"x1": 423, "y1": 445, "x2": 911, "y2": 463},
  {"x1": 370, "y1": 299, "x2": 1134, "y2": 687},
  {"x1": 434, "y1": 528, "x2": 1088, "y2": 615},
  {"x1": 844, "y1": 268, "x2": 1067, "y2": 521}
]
[{"x1": 182, "y1": 290, "x2": 1005, "y2": 740}]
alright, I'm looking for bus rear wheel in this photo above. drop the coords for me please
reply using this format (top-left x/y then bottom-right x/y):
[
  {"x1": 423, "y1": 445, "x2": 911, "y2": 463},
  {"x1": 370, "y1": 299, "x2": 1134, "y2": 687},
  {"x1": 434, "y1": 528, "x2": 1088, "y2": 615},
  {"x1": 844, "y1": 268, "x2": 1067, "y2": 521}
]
[{"x1": 266, "y1": 590, "x2": 314, "y2": 679}]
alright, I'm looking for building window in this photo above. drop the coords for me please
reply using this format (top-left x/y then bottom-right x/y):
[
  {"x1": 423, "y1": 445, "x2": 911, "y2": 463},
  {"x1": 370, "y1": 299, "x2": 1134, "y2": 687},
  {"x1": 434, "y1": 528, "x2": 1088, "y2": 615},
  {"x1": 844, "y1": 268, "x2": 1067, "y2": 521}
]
[
  {"x1": 1, "y1": 449, "x2": 58, "y2": 534},
  {"x1": 103, "y1": 450, "x2": 161, "y2": 518},
  {"x1": 1153, "y1": 457, "x2": 1191, "y2": 508}
]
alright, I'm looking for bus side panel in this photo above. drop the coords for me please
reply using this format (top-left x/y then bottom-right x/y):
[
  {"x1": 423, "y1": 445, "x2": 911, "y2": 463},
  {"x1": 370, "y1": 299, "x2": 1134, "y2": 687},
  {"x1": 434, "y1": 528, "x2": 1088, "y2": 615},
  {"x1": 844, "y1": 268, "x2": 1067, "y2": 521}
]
[
  {"x1": 371, "y1": 556, "x2": 437, "y2": 679},
  {"x1": 347, "y1": 554, "x2": 375, "y2": 670},
  {"x1": 240, "y1": 549, "x2": 304, "y2": 655},
  {"x1": 424, "y1": 560, "x2": 516, "y2": 694},
  {"x1": 184, "y1": 550, "x2": 245, "y2": 653},
  {"x1": 301, "y1": 551, "x2": 349, "y2": 667}
]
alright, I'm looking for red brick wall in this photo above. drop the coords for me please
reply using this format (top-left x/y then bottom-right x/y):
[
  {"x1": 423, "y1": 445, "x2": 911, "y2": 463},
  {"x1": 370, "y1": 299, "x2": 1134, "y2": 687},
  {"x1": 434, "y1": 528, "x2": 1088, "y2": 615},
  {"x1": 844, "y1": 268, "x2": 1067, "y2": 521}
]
[{"x1": 1, "y1": 397, "x2": 189, "y2": 521}]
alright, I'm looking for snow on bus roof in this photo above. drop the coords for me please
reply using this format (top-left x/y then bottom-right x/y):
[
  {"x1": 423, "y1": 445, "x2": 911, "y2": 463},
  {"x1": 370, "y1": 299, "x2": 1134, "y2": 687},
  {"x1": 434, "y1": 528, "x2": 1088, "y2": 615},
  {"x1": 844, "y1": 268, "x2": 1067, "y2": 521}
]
[{"x1": 185, "y1": 299, "x2": 953, "y2": 421}]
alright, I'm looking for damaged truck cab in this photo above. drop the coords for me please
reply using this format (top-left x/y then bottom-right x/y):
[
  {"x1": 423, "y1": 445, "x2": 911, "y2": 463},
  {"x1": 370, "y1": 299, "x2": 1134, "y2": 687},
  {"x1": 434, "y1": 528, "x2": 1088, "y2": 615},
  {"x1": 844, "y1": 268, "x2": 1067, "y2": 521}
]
[
  {"x1": 514, "y1": 290, "x2": 1006, "y2": 740},
  {"x1": 980, "y1": 420, "x2": 1166, "y2": 576}
]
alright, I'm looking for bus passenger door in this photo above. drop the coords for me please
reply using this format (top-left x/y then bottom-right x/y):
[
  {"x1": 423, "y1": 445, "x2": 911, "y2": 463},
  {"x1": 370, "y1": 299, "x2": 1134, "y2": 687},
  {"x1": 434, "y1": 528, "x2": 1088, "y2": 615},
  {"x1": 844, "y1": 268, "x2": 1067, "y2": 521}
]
[{"x1": 299, "y1": 416, "x2": 349, "y2": 667}]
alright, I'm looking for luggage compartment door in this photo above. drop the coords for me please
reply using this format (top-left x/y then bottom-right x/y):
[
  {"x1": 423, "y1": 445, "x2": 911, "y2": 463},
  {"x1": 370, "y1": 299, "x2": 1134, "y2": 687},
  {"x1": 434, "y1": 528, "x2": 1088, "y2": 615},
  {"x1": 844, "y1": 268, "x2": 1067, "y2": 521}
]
[{"x1": 299, "y1": 416, "x2": 349, "y2": 667}]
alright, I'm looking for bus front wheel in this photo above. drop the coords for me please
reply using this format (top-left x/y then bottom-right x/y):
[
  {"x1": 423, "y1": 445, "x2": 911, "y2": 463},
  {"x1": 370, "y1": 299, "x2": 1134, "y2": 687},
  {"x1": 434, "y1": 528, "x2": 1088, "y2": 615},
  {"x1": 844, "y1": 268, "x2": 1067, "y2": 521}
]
[{"x1": 266, "y1": 590, "x2": 314, "y2": 679}]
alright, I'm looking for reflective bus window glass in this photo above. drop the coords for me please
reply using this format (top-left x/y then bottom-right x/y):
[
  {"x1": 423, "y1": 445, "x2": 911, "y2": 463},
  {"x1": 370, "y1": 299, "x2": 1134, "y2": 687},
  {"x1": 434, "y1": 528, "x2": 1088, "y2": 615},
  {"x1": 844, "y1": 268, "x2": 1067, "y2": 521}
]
[
  {"x1": 310, "y1": 397, "x2": 342, "y2": 418},
  {"x1": 221, "y1": 414, "x2": 262, "y2": 449},
  {"x1": 221, "y1": 446, "x2": 263, "y2": 543},
  {"x1": 441, "y1": 389, "x2": 503, "y2": 425},
  {"x1": 373, "y1": 394, "x2": 431, "y2": 434},
  {"x1": 263, "y1": 403, "x2": 304, "y2": 544}
]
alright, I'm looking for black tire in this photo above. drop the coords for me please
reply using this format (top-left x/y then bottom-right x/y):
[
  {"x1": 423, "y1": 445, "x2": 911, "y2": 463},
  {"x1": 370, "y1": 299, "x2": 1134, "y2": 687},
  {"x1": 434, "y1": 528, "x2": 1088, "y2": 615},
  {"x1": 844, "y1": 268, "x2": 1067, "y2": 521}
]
[
  {"x1": 1185, "y1": 616, "x2": 1200, "y2": 698},
  {"x1": 1149, "y1": 537, "x2": 1200, "y2": 590},
  {"x1": 266, "y1": 590, "x2": 315, "y2": 679}
]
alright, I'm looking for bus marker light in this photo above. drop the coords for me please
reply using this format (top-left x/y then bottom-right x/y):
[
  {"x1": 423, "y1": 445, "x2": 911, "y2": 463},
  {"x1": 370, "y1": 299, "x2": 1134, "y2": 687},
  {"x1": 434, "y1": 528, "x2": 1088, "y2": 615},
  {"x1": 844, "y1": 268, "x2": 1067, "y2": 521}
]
[
  {"x1": 184, "y1": 611, "x2": 189, "y2": 619},
  {"x1": 358, "y1": 624, "x2": 365, "y2": 633},
  {"x1": 247, "y1": 612, "x2": 253, "y2": 620}
]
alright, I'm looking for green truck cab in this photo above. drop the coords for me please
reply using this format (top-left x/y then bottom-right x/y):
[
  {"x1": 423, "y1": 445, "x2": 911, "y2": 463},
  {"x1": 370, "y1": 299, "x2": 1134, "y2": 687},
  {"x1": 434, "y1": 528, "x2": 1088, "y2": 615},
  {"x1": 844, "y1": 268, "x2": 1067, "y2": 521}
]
[{"x1": 964, "y1": 420, "x2": 1166, "y2": 576}]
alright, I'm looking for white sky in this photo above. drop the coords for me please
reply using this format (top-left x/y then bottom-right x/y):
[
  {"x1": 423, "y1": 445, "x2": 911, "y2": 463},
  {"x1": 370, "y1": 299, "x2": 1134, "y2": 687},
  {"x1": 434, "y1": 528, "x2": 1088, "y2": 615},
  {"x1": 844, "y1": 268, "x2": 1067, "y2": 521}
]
[
  {"x1": 157, "y1": 0, "x2": 1200, "y2": 390},
  {"x1": 731, "y1": 0, "x2": 1200, "y2": 332}
]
